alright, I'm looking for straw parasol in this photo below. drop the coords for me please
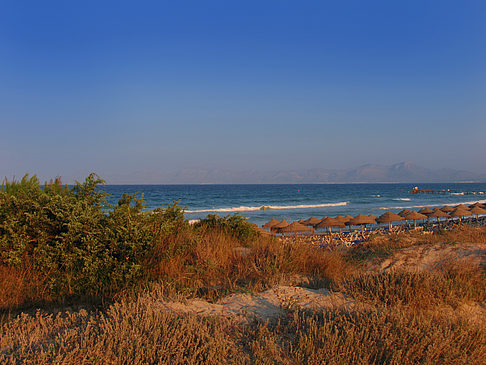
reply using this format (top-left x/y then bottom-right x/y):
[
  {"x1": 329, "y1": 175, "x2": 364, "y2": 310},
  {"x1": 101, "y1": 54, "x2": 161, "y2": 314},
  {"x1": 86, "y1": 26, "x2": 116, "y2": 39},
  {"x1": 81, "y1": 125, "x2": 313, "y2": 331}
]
[
  {"x1": 377, "y1": 211, "x2": 404, "y2": 230},
  {"x1": 428, "y1": 208, "x2": 451, "y2": 224},
  {"x1": 315, "y1": 217, "x2": 345, "y2": 232},
  {"x1": 418, "y1": 207, "x2": 434, "y2": 222},
  {"x1": 259, "y1": 228, "x2": 273, "y2": 236},
  {"x1": 441, "y1": 205, "x2": 455, "y2": 213},
  {"x1": 455, "y1": 204, "x2": 469, "y2": 210},
  {"x1": 263, "y1": 219, "x2": 280, "y2": 229},
  {"x1": 418, "y1": 208, "x2": 434, "y2": 214},
  {"x1": 271, "y1": 220, "x2": 290, "y2": 232},
  {"x1": 449, "y1": 208, "x2": 470, "y2": 224},
  {"x1": 349, "y1": 214, "x2": 376, "y2": 231},
  {"x1": 469, "y1": 206, "x2": 486, "y2": 220},
  {"x1": 469, "y1": 202, "x2": 484, "y2": 209},
  {"x1": 252, "y1": 225, "x2": 274, "y2": 236},
  {"x1": 398, "y1": 209, "x2": 413, "y2": 217},
  {"x1": 404, "y1": 211, "x2": 428, "y2": 229},
  {"x1": 334, "y1": 215, "x2": 347, "y2": 223},
  {"x1": 342, "y1": 215, "x2": 354, "y2": 225},
  {"x1": 278, "y1": 221, "x2": 314, "y2": 234},
  {"x1": 249, "y1": 222, "x2": 271, "y2": 235},
  {"x1": 302, "y1": 217, "x2": 321, "y2": 227}
]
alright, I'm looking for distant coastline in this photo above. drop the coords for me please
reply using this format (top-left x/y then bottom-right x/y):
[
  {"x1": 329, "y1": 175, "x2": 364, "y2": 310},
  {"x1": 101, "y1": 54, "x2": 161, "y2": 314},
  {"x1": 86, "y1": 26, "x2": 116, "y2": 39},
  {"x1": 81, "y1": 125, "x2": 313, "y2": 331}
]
[
  {"x1": 104, "y1": 181, "x2": 485, "y2": 186},
  {"x1": 101, "y1": 162, "x2": 486, "y2": 185}
]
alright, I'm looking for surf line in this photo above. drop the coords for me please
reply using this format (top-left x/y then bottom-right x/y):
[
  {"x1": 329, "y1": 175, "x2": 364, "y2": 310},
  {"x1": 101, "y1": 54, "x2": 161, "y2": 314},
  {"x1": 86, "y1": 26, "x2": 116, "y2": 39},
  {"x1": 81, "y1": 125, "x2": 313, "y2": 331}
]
[{"x1": 186, "y1": 202, "x2": 348, "y2": 213}]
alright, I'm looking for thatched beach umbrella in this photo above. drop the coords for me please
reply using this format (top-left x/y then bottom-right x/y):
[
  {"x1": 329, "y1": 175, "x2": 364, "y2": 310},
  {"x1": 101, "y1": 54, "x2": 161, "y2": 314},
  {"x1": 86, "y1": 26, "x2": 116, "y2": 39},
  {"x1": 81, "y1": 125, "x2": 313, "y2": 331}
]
[
  {"x1": 258, "y1": 227, "x2": 274, "y2": 236},
  {"x1": 469, "y1": 206, "x2": 486, "y2": 220},
  {"x1": 441, "y1": 205, "x2": 455, "y2": 213},
  {"x1": 263, "y1": 219, "x2": 280, "y2": 229},
  {"x1": 334, "y1": 216, "x2": 347, "y2": 223},
  {"x1": 455, "y1": 204, "x2": 469, "y2": 210},
  {"x1": 278, "y1": 221, "x2": 313, "y2": 234},
  {"x1": 418, "y1": 208, "x2": 434, "y2": 214},
  {"x1": 271, "y1": 220, "x2": 290, "y2": 232},
  {"x1": 303, "y1": 217, "x2": 321, "y2": 227},
  {"x1": 342, "y1": 215, "x2": 354, "y2": 226},
  {"x1": 428, "y1": 208, "x2": 451, "y2": 224},
  {"x1": 398, "y1": 209, "x2": 413, "y2": 217},
  {"x1": 249, "y1": 223, "x2": 273, "y2": 236},
  {"x1": 377, "y1": 211, "x2": 404, "y2": 230},
  {"x1": 449, "y1": 208, "x2": 470, "y2": 224},
  {"x1": 418, "y1": 207, "x2": 434, "y2": 223},
  {"x1": 349, "y1": 214, "x2": 376, "y2": 231},
  {"x1": 404, "y1": 211, "x2": 428, "y2": 229},
  {"x1": 315, "y1": 217, "x2": 345, "y2": 233},
  {"x1": 469, "y1": 202, "x2": 484, "y2": 209}
]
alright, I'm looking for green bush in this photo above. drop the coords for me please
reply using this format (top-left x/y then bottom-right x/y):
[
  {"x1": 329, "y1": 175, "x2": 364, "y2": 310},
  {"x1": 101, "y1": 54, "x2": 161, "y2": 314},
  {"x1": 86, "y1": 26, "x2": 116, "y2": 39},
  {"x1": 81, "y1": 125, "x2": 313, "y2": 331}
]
[
  {"x1": 195, "y1": 214, "x2": 258, "y2": 243},
  {"x1": 0, "y1": 174, "x2": 188, "y2": 299}
]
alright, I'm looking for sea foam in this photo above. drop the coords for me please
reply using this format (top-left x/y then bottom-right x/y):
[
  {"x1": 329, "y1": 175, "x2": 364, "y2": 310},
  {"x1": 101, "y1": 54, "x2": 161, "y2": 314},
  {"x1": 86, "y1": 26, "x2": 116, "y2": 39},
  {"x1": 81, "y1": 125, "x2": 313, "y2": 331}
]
[{"x1": 185, "y1": 201, "x2": 348, "y2": 213}]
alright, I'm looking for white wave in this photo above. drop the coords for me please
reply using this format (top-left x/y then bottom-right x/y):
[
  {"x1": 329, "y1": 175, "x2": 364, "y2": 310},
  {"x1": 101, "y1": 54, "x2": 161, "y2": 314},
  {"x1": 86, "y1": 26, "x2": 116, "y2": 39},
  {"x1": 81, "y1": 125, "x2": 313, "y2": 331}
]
[
  {"x1": 185, "y1": 201, "x2": 348, "y2": 213},
  {"x1": 379, "y1": 199, "x2": 486, "y2": 210},
  {"x1": 372, "y1": 194, "x2": 381, "y2": 197},
  {"x1": 393, "y1": 198, "x2": 411, "y2": 201}
]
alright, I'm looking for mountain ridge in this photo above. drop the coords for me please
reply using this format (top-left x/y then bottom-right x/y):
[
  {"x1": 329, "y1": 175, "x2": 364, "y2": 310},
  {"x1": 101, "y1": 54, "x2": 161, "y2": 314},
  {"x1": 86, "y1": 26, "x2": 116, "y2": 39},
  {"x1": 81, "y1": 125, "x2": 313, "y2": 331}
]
[{"x1": 107, "y1": 162, "x2": 486, "y2": 184}]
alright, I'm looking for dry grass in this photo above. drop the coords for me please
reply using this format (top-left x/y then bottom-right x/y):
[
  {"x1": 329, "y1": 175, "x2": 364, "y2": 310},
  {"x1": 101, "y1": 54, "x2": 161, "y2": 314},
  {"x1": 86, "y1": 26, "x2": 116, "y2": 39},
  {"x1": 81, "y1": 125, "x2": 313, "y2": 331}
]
[
  {"x1": 0, "y1": 295, "x2": 245, "y2": 364},
  {"x1": 141, "y1": 228, "x2": 350, "y2": 301},
  {"x1": 275, "y1": 307, "x2": 486, "y2": 364},
  {"x1": 334, "y1": 263, "x2": 486, "y2": 310},
  {"x1": 1, "y1": 225, "x2": 486, "y2": 363},
  {"x1": 0, "y1": 260, "x2": 51, "y2": 310},
  {"x1": 0, "y1": 228, "x2": 349, "y2": 311},
  {"x1": 2, "y1": 292, "x2": 485, "y2": 364}
]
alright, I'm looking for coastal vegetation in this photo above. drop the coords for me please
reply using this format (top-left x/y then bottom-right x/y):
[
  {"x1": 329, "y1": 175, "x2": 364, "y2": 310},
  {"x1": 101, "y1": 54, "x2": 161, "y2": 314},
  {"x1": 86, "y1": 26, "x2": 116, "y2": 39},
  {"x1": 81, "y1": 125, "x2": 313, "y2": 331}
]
[{"x1": 1, "y1": 175, "x2": 485, "y2": 363}]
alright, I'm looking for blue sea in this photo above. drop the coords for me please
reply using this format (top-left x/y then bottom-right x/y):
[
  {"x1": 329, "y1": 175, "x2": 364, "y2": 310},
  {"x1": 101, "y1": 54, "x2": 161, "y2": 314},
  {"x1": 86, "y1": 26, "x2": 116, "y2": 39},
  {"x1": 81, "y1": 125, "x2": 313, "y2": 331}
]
[{"x1": 101, "y1": 183, "x2": 486, "y2": 226}]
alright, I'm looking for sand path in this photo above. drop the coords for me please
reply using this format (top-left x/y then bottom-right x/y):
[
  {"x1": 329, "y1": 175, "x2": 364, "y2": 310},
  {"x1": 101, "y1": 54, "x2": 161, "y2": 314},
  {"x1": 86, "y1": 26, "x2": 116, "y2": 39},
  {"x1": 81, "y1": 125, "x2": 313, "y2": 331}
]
[{"x1": 158, "y1": 286, "x2": 363, "y2": 320}]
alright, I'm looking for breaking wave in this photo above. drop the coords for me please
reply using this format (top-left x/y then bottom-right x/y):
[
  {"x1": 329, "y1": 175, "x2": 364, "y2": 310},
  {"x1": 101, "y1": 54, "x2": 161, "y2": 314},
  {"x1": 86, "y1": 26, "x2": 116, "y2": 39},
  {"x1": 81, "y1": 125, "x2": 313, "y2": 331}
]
[
  {"x1": 185, "y1": 202, "x2": 348, "y2": 213},
  {"x1": 393, "y1": 198, "x2": 411, "y2": 201}
]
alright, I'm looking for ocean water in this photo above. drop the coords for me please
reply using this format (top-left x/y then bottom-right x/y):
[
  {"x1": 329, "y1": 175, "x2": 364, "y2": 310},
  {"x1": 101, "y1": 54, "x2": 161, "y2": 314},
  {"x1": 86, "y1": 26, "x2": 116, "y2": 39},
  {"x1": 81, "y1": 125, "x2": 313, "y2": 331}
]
[{"x1": 101, "y1": 183, "x2": 486, "y2": 226}]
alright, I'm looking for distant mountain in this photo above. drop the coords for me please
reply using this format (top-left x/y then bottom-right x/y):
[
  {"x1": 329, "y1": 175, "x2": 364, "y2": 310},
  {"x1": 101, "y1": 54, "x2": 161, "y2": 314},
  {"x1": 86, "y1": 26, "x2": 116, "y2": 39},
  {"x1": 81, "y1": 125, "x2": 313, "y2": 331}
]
[
  {"x1": 108, "y1": 162, "x2": 486, "y2": 184},
  {"x1": 339, "y1": 162, "x2": 482, "y2": 183}
]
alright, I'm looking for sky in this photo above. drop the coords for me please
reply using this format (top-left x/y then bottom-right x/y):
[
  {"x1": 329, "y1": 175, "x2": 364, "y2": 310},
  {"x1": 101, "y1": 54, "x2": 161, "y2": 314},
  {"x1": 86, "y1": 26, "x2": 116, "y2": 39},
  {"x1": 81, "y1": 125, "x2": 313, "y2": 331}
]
[{"x1": 1, "y1": 0, "x2": 485, "y2": 183}]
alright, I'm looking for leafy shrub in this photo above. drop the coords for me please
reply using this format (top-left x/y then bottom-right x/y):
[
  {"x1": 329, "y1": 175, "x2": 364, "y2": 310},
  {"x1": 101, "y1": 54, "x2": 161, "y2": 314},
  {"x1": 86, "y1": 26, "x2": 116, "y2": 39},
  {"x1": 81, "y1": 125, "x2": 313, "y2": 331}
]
[
  {"x1": 195, "y1": 214, "x2": 258, "y2": 243},
  {"x1": 0, "y1": 174, "x2": 189, "y2": 299}
]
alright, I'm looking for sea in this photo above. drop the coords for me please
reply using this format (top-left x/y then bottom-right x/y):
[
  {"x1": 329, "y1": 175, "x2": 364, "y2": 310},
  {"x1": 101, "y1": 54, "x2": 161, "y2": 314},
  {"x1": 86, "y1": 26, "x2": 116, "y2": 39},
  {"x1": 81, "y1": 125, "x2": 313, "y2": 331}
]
[{"x1": 101, "y1": 183, "x2": 486, "y2": 227}]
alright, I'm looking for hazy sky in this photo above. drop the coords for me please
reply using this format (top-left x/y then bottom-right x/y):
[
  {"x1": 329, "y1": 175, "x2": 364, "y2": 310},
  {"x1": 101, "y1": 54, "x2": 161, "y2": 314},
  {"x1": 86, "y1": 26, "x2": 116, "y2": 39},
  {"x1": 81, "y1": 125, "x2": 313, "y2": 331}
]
[{"x1": 1, "y1": 0, "x2": 485, "y2": 183}]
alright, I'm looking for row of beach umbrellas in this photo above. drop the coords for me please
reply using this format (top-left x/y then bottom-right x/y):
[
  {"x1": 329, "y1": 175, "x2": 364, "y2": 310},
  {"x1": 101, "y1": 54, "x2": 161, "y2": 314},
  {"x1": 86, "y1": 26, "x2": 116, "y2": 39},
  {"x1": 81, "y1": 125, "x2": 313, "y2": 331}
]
[{"x1": 262, "y1": 202, "x2": 486, "y2": 234}]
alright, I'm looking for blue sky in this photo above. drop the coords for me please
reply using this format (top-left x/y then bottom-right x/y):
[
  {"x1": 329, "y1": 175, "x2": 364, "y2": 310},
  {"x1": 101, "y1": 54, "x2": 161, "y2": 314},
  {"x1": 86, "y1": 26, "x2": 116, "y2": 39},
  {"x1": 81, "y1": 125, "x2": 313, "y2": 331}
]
[{"x1": 1, "y1": 0, "x2": 485, "y2": 183}]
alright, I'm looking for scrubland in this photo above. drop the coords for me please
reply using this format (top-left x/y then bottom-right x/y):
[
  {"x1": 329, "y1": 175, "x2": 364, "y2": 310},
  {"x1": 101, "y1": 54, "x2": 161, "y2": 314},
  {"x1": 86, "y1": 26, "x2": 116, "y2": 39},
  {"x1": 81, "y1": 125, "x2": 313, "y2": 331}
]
[{"x1": 1, "y1": 175, "x2": 485, "y2": 364}]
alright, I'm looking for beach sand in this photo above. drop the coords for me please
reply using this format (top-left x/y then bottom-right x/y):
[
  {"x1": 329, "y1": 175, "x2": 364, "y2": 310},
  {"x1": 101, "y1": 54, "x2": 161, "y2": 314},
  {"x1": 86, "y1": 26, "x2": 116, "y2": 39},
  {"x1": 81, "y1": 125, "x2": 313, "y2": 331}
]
[{"x1": 151, "y1": 240, "x2": 486, "y2": 325}]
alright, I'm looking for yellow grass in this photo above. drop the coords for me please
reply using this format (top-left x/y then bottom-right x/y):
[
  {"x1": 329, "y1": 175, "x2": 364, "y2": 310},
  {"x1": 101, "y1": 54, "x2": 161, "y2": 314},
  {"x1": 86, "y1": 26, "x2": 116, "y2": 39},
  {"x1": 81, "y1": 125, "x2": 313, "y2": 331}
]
[{"x1": 1, "y1": 225, "x2": 485, "y2": 363}]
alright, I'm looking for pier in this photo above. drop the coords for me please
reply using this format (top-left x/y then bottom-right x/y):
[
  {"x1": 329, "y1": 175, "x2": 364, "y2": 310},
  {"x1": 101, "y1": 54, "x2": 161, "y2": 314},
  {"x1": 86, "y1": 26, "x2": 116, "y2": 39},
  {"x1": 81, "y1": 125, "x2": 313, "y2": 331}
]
[{"x1": 410, "y1": 187, "x2": 486, "y2": 195}]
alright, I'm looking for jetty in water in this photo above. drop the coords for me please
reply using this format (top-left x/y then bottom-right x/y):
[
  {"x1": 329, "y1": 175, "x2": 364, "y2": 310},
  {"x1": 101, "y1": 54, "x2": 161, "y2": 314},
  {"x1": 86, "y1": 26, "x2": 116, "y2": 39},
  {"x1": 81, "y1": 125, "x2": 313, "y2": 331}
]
[{"x1": 410, "y1": 187, "x2": 486, "y2": 195}]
